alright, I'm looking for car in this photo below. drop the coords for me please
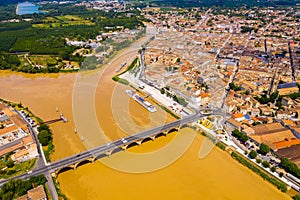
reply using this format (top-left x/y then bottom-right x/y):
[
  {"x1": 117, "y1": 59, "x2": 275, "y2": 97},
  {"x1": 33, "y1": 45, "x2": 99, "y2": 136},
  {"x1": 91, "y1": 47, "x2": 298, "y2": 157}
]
[{"x1": 76, "y1": 154, "x2": 81, "y2": 157}]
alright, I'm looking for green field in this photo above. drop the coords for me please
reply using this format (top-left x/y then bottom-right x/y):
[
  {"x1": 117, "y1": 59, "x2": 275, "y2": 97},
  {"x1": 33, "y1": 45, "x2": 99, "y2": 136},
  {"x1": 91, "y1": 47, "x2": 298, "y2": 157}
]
[
  {"x1": 32, "y1": 15, "x2": 95, "y2": 28},
  {"x1": 18, "y1": 55, "x2": 31, "y2": 67},
  {"x1": 0, "y1": 158, "x2": 36, "y2": 179},
  {"x1": 29, "y1": 55, "x2": 59, "y2": 66}
]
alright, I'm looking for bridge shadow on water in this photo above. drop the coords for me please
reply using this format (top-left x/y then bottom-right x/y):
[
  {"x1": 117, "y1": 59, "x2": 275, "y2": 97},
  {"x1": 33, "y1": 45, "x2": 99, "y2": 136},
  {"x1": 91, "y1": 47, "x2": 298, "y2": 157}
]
[
  {"x1": 56, "y1": 127, "x2": 185, "y2": 176},
  {"x1": 141, "y1": 137, "x2": 153, "y2": 143},
  {"x1": 56, "y1": 166, "x2": 75, "y2": 175}
]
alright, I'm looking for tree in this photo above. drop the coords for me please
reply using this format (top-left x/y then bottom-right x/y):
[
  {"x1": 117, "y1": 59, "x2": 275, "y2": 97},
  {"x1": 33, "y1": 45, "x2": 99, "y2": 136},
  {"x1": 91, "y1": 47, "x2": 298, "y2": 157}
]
[
  {"x1": 262, "y1": 161, "x2": 270, "y2": 168},
  {"x1": 232, "y1": 129, "x2": 248, "y2": 143},
  {"x1": 6, "y1": 159, "x2": 14, "y2": 168},
  {"x1": 38, "y1": 130, "x2": 52, "y2": 146},
  {"x1": 29, "y1": 175, "x2": 47, "y2": 186},
  {"x1": 280, "y1": 158, "x2": 300, "y2": 178},
  {"x1": 1, "y1": 191, "x2": 13, "y2": 200},
  {"x1": 249, "y1": 150, "x2": 257, "y2": 159},
  {"x1": 256, "y1": 158, "x2": 262, "y2": 163},
  {"x1": 0, "y1": 176, "x2": 47, "y2": 200},
  {"x1": 229, "y1": 82, "x2": 241, "y2": 91},
  {"x1": 270, "y1": 166, "x2": 276, "y2": 172},
  {"x1": 293, "y1": 195, "x2": 300, "y2": 200},
  {"x1": 37, "y1": 124, "x2": 50, "y2": 133},
  {"x1": 279, "y1": 172, "x2": 284, "y2": 177},
  {"x1": 259, "y1": 143, "x2": 270, "y2": 155}
]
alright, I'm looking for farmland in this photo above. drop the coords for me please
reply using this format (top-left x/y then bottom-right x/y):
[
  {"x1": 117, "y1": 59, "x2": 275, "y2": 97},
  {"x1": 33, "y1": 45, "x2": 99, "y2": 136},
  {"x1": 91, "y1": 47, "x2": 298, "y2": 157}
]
[{"x1": 32, "y1": 15, "x2": 95, "y2": 28}]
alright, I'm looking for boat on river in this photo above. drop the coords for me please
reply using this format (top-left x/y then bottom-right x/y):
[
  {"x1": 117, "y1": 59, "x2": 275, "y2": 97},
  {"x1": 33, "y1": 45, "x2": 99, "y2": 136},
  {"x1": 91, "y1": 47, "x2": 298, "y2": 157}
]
[{"x1": 126, "y1": 90, "x2": 157, "y2": 112}]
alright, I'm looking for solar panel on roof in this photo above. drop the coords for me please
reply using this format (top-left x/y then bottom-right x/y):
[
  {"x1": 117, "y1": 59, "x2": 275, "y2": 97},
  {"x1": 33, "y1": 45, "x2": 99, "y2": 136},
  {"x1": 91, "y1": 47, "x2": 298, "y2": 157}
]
[{"x1": 277, "y1": 82, "x2": 297, "y2": 89}]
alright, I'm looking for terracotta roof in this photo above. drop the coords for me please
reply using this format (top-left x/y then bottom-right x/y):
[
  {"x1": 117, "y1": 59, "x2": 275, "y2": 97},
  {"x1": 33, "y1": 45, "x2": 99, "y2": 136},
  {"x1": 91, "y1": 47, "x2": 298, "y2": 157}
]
[
  {"x1": 233, "y1": 113, "x2": 244, "y2": 118},
  {"x1": 227, "y1": 118, "x2": 242, "y2": 128},
  {"x1": 0, "y1": 143, "x2": 23, "y2": 156},
  {"x1": 200, "y1": 93, "x2": 211, "y2": 98},
  {"x1": 15, "y1": 194, "x2": 28, "y2": 200},
  {"x1": 0, "y1": 135, "x2": 35, "y2": 156},
  {"x1": 12, "y1": 149, "x2": 29, "y2": 160},
  {"x1": 0, "y1": 125, "x2": 18, "y2": 135},
  {"x1": 277, "y1": 144, "x2": 300, "y2": 167},
  {"x1": 16, "y1": 185, "x2": 47, "y2": 200},
  {"x1": 250, "y1": 123, "x2": 296, "y2": 149},
  {"x1": 27, "y1": 185, "x2": 47, "y2": 200},
  {"x1": 251, "y1": 122, "x2": 283, "y2": 134},
  {"x1": 273, "y1": 138, "x2": 300, "y2": 149},
  {"x1": 22, "y1": 135, "x2": 34, "y2": 146},
  {"x1": 282, "y1": 120, "x2": 295, "y2": 126}
]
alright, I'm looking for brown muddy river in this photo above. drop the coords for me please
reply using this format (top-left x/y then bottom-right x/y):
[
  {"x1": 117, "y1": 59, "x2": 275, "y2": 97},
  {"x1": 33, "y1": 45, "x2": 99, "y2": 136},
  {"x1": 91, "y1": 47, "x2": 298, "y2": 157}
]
[{"x1": 0, "y1": 25, "x2": 290, "y2": 199}]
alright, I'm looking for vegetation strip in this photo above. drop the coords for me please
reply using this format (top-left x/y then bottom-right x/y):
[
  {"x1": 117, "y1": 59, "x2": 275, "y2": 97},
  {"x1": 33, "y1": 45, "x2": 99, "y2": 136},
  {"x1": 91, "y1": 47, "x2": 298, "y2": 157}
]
[
  {"x1": 0, "y1": 175, "x2": 47, "y2": 199},
  {"x1": 112, "y1": 57, "x2": 139, "y2": 85},
  {"x1": 231, "y1": 151, "x2": 287, "y2": 192}
]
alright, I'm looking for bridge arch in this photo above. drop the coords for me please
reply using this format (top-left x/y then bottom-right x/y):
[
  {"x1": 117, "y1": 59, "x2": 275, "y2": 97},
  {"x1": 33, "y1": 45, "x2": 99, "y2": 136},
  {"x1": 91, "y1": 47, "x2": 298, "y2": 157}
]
[
  {"x1": 92, "y1": 147, "x2": 122, "y2": 162},
  {"x1": 166, "y1": 127, "x2": 180, "y2": 134},
  {"x1": 180, "y1": 124, "x2": 188, "y2": 129},
  {"x1": 126, "y1": 142, "x2": 140, "y2": 149},
  {"x1": 74, "y1": 159, "x2": 93, "y2": 169},
  {"x1": 92, "y1": 153, "x2": 107, "y2": 162},
  {"x1": 141, "y1": 137, "x2": 154, "y2": 144},
  {"x1": 56, "y1": 166, "x2": 75, "y2": 175},
  {"x1": 155, "y1": 132, "x2": 166, "y2": 138}
]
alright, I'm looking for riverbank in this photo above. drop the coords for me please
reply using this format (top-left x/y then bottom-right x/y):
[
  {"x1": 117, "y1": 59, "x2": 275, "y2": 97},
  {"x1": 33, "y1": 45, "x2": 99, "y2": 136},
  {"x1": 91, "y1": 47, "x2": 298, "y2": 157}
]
[
  {"x1": 0, "y1": 64, "x2": 291, "y2": 200},
  {"x1": 57, "y1": 128, "x2": 290, "y2": 200},
  {"x1": 0, "y1": 23, "x2": 292, "y2": 199}
]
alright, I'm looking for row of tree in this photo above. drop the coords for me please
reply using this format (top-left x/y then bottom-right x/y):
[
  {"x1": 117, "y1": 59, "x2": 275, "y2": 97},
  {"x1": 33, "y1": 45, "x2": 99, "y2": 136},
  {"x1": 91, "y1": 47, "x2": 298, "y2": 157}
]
[
  {"x1": 0, "y1": 175, "x2": 47, "y2": 200},
  {"x1": 280, "y1": 158, "x2": 300, "y2": 179}
]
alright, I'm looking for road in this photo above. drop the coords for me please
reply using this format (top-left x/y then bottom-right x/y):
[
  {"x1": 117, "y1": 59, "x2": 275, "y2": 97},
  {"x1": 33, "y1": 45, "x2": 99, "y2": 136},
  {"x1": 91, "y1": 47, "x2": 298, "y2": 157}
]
[
  {"x1": 14, "y1": 109, "x2": 58, "y2": 199},
  {"x1": 14, "y1": 110, "x2": 47, "y2": 169}
]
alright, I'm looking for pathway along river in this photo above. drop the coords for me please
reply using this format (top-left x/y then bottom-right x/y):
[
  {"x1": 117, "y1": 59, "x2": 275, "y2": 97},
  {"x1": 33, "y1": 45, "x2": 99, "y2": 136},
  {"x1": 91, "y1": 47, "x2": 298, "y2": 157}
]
[{"x1": 0, "y1": 25, "x2": 290, "y2": 199}]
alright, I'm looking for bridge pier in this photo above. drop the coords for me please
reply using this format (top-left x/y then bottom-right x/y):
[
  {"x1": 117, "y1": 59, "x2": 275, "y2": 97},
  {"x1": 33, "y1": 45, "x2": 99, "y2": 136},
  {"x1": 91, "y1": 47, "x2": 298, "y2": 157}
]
[
  {"x1": 162, "y1": 131, "x2": 168, "y2": 136},
  {"x1": 135, "y1": 140, "x2": 143, "y2": 146},
  {"x1": 105, "y1": 150, "x2": 113, "y2": 157},
  {"x1": 70, "y1": 164, "x2": 77, "y2": 170},
  {"x1": 150, "y1": 136, "x2": 155, "y2": 141},
  {"x1": 88, "y1": 157, "x2": 95, "y2": 164},
  {"x1": 120, "y1": 145, "x2": 127, "y2": 150}
]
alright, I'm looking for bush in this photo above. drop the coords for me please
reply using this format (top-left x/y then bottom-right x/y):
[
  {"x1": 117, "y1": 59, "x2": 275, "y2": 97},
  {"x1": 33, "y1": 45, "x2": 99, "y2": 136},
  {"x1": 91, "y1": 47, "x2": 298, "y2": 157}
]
[
  {"x1": 256, "y1": 158, "x2": 262, "y2": 163},
  {"x1": 6, "y1": 159, "x2": 14, "y2": 168},
  {"x1": 271, "y1": 166, "x2": 276, "y2": 172},
  {"x1": 37, "y1": 124, "x2": 50, "y2": 132},
  {"x1": 249, "y1": 150, "x2": 257, "y2": 159},
  {"x1": 259, "y1": 143, "x2": 270, "y2": 155},
  {"x1": 279, "y1": 172, "x2": 284, "y2": 177},
  {"x1": 216, "y1": 142, "x2": 226, "y2": 151},
  {"x1": 112, "y1": 76, "x2": 129, "y2": 85},
  {"x1": 293, "y1": 195, "x2": 300, "y2": 200},
  {"x1": 262, "y1": 161, "x2": 270, "y2": 168},
  {"x1": 38, "y1": 130, "x2": 52, "y2": 146}
]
